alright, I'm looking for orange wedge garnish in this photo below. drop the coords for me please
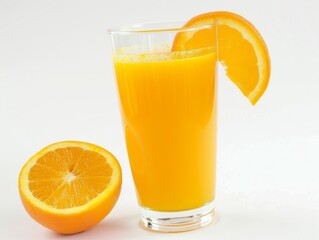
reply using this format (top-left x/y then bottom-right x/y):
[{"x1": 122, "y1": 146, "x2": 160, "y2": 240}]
[
  {"x1": 19, "y1": 141, "x2": 122, "y2": 234},
  {"x1": 173, "y1": 11, "x2": 271, "y2": 105}
]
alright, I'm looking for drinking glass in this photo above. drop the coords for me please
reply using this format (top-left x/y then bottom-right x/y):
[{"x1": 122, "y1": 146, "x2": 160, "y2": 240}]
[{"x1": 108, "y1": 21, "x2": 217, "y2": 232}]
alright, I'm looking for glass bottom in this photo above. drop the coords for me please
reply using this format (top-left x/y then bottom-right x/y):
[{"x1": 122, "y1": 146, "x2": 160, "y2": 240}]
[{"x1": 140, "y1": 201, "x2": 215, "y2": 232}]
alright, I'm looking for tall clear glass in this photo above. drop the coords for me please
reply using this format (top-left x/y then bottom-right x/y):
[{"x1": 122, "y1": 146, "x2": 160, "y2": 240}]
[{"x1": 108, "y1": 21, "x2": 218, "y2": 232}]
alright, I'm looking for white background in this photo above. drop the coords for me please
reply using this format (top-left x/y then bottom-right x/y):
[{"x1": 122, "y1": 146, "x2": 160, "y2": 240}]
[{"x1": 1, "y1": 0, "x2": 319, "y2": 239}]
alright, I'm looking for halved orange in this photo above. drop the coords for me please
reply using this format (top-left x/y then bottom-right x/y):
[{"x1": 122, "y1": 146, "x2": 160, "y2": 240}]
[
  {"x1": 19, "y1": 141, "x2": 122, "y2": 234},
  {"x1": 172, "y1": 11, "x2": 271, "y2": 105}
]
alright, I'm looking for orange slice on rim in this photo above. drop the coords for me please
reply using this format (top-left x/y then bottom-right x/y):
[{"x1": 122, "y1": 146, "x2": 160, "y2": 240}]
[{"x1": 172, "y1": 11, "x2": 271, "y2": 105}]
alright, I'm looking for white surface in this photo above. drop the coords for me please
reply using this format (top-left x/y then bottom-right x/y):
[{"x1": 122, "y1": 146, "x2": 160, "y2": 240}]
[{"x1": 1, "y1": 0, "x2": 319, "y2": 239}]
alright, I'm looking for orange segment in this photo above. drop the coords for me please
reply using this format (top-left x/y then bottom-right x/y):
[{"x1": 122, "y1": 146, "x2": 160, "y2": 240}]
[
  {"x1": 172, "y1": 11, "x2": 271, "y2": 105},
  {"x1": 19, "y1": 141, "x2": 122, "y2": 234}
]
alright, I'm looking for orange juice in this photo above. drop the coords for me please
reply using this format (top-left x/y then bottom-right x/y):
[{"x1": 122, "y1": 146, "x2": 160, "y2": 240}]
[{"x1": 114, "y1": 47, "x2": 217, "y2": 212}]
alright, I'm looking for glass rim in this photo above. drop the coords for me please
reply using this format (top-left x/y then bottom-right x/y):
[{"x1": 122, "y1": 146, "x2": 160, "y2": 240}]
[{"x1": 107, "y1": 20, "x2": 216, "y2": 34}]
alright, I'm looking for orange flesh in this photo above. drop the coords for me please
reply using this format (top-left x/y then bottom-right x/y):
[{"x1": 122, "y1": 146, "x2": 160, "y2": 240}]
[
  {"x1": 218, "y1": 24, "x2": 259, "y2": 95},
  {"x1": 28, "y1": 147, "x2": 113, "y2": 209},
  {"x1": 172, "y1": 11, "x2": 270, "y2": 105}
]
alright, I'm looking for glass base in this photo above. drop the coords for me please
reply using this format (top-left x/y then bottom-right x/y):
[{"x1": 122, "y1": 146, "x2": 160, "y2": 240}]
[{"x1": 140, "y1": 201, "x2": 215, "y2": 233}]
